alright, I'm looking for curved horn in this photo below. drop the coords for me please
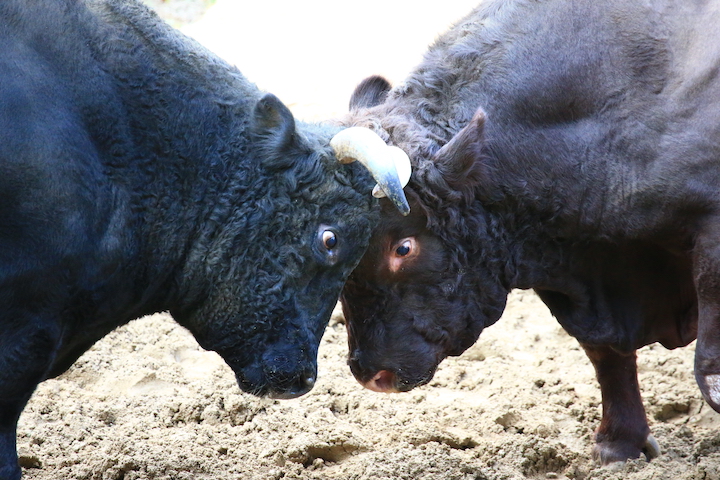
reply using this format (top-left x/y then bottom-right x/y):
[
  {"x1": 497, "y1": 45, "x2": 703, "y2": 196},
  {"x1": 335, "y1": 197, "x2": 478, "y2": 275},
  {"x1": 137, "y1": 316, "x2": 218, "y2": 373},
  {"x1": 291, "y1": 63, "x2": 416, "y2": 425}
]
[{"x1": 330, "y1": 127, "x2": 411, "y2": 215}]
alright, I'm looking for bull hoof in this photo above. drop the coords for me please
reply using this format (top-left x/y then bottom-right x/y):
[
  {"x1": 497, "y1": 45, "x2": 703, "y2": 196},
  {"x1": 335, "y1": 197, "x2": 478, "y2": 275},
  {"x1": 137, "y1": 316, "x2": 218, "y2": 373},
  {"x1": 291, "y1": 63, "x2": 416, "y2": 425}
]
[
  {"x1": 696, "y1": 373, "x2": 720, "y2": 412},
  {"x1": 643, "y1": 434, "x2": 661, "y2": 459},
  {"x1": 592, "y1": 434, "x2": 660, "y2": 465}
]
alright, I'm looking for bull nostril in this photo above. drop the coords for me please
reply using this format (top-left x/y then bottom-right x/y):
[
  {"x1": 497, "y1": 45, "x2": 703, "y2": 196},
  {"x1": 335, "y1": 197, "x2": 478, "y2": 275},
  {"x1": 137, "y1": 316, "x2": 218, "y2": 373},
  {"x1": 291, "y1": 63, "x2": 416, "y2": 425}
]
[
  {"x1": 363, "y1": 370, "x2": 398, "y2": 393},
  {"x1": 347, "y1": 349, "x2": 361, "y2": 364},
  {"x1": 266, "y1": 372, "x2": 316, "y2": 400}
]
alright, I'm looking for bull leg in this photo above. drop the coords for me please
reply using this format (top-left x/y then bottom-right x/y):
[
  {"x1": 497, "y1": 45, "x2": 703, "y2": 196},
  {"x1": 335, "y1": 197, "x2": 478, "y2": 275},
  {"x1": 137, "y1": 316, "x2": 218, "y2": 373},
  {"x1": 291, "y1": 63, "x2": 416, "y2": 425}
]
[
  {"x1": 693, "y1": 230, "x2": 720, "y2": 412},
  {"x1": 0, "y1": 398, "x2": 29, "y2": 480},
  {"x1": 581, "y1": 344, "x2": 659, "y2": 464},
  {"x1": 0, "y1": 321, "x2": 61, "y2": 480}
]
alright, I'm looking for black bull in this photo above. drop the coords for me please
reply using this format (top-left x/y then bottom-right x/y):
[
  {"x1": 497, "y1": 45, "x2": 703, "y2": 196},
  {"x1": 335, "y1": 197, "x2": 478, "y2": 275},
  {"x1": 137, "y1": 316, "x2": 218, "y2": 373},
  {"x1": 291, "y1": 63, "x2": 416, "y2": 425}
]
[
  {"x1": 340, "y1": 0, "x2": 720, "y2": 465},
  {"x1": 0, "y1": 0, "x2": 415, "y2": 479}
]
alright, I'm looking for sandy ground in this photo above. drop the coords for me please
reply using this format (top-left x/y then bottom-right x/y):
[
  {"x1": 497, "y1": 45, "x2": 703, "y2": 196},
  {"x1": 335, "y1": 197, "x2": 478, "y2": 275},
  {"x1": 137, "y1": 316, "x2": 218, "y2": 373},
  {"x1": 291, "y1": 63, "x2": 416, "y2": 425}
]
[{"x1": 17, "y1": 1, "x2": 720, "y2": 479}]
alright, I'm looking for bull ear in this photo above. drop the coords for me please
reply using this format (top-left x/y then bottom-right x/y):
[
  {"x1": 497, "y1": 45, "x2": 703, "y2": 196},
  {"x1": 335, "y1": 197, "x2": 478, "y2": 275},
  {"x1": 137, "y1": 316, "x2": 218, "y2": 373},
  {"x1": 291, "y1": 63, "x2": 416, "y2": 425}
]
[
  {"x1": 428, "y1": 108, "x2": 487, "y2": 201},
  {"x1": 252, "y1": 93, "x2": 296, "y2": 145},
  {"x1": 252, "y1": 93, "x2": 298, "y2": 169},
  {"x1": 349, "y1": 75, "x2": 392, "y2": 110}
]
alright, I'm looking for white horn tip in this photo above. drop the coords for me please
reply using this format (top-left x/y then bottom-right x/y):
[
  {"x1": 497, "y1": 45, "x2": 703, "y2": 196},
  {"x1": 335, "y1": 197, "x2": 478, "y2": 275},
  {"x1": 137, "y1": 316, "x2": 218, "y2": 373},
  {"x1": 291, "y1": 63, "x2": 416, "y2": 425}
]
[
  {"x1": 387, "y1": 146, "x2": 411, "y2": 188},
  {"x1": 330, "y1": 126, "x2": 412, "y2": 214}
]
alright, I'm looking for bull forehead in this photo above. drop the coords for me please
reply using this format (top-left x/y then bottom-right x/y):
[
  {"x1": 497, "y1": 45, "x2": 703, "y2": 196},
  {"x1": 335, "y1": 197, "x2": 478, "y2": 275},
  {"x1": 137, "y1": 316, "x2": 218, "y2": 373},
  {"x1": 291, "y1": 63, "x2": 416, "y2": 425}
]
[
  {"x1": 357, "y1": 196, "x2": 420, "y2": 246},
  {"x1": 341, "y1": 108, "x2": 440, "y2": 165}
]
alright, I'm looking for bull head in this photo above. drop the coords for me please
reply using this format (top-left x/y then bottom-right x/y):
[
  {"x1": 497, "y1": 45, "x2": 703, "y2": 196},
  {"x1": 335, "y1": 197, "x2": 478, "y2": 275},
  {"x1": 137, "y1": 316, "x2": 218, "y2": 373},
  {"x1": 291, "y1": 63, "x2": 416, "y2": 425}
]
[{"x1": 330, "y1": 127, "x2": 411, "y2": 215}]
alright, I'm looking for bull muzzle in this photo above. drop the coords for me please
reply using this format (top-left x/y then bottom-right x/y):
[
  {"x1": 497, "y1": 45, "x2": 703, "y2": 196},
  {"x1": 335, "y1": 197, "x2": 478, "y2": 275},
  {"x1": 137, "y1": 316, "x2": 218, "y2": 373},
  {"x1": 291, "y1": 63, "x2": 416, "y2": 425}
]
[
  {"x1": 363, "y1": 370, "x2": 400, "y2": 393},
  {"x1": 330, "y1": 127, "x2": 411, "y2": 215}
]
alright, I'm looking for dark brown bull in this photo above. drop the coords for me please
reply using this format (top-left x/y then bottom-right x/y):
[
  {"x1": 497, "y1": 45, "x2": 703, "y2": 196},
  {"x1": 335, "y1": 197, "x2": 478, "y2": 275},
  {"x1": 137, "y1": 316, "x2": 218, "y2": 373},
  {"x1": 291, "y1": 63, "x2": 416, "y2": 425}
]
[{"x1": 339, "y1": 0, "x2": 720, "y2": 464}]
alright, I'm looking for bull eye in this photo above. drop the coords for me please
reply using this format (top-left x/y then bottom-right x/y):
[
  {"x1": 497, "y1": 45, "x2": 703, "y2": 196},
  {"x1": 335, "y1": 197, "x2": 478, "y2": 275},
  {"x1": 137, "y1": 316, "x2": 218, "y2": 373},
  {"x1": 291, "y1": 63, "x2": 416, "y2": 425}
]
[
  {"x1": 316, "y1": 226, "x2": 340, "y2": 266},
  {"x1": 321, "y1": 230, "x2": 337, "y2": 250},
  {"x1": 388, "y1": 237, "x2": 417, "y2": 273},
  {"x1": 395, "y1": 239, "x2": 412, "y2": 257}
]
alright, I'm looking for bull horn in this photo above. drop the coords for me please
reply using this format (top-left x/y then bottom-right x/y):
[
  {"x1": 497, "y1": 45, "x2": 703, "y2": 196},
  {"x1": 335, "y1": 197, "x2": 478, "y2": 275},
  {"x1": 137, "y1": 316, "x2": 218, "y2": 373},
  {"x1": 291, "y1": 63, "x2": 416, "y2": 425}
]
[{"x1": 330, "y1": 127, "x2": 411, "y2": 215}]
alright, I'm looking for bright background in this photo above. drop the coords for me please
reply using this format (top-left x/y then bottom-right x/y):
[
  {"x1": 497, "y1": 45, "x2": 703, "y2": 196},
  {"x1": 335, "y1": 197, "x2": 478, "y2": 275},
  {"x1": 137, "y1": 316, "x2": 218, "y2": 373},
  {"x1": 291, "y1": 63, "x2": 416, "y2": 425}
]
[{"x1": 177, "y1": 0, "x2": 481, "y2": 119}]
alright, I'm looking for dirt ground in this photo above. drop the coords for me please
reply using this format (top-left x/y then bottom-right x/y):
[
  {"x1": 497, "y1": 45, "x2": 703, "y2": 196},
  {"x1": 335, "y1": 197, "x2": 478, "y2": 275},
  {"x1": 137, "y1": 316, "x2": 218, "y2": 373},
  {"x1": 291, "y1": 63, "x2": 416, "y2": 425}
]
[{"x1": 17, "y1": 1, "x2": 720, "y2": 479}]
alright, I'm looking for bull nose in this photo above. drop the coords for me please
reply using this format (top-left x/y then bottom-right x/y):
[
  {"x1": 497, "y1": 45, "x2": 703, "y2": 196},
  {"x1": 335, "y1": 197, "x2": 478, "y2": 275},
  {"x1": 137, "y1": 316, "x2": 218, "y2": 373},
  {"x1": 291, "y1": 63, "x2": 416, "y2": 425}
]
[
  {"x1": 267, "y1": 371, "x2": 316, "y2": 399},
  {"x1": 362, "y1": 370, "x2": 399, "y2": 393}
]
